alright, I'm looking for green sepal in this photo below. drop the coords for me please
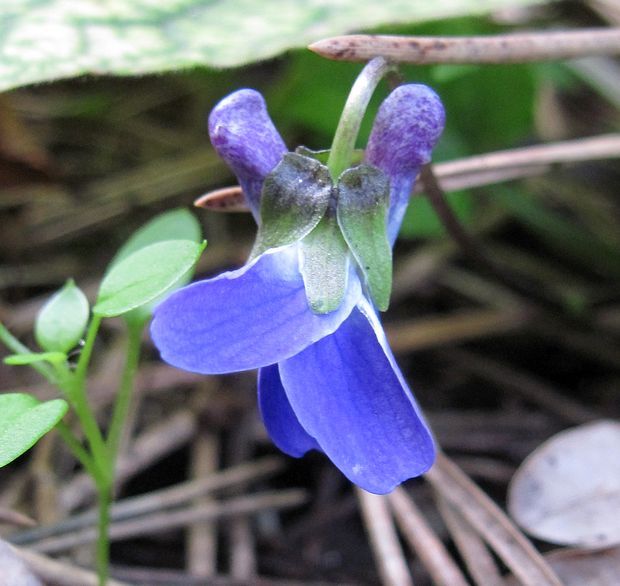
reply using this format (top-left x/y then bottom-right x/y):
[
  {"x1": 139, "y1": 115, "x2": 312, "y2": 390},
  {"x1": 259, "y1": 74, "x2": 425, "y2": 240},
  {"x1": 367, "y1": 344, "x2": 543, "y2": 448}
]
[
  {"x1": 0, "y1": 393, "x2": 69, "y2": 468},
  {"x1": 4, "y1": 352, "x2": 67, "y2": 366},
  {"x1": 300, "y1": 210, "x2": 350, "y2": 314},
  {"x1": 337, "y1": 164, "x2": 392, "y2": 311},
  {"x1": 34, "y1": 279, "x2": 89, "y2": 353},
  {"x1": 252, "y1": 153, "x2": 332, "y2": 258},
  {"x1": 94, "y1": 239, "x2": 207, "y2": 318}
]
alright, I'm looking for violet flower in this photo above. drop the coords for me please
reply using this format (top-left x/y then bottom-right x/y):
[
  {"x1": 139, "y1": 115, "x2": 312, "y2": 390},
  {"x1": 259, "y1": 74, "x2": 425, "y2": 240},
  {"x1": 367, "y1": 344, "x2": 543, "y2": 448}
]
[{"x1": 151, "y1": 85, "x2": 445, "y2": 494}]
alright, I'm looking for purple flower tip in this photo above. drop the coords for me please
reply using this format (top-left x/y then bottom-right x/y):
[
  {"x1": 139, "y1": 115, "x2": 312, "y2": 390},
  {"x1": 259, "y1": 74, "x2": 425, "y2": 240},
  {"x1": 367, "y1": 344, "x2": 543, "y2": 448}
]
[
  {"x1": 366, "y1": 84, "x2": 445, "y2": 178},
  {"x1": 208, "y1": 89, "x2": 287, "y2": 217}
]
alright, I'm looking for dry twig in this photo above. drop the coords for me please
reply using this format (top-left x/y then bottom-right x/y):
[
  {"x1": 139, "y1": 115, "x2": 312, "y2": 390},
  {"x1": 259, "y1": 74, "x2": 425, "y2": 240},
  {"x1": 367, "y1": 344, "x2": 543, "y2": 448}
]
[
  {"x1": 14, "y1": 545, "x2": 130, "y2": 586},
  {"x1": 446, "y1": 348, "x2": 600, "y2": 424},
  {"x1": 195, "y1": 134, "x2": 620, "y2": 213},
  {"x1": 356, "y1": 488, "x2": 414, "y2": 586},
  {"x1": 11, "y1": 457, "x2": 284, "y2": 547},
  {"x1": 226, "y1": 411, "x2": 258, "y2": 581},
  {"x1": 386, "y1": 307, "x2": 530, "y2": 353},
  {"x1": 437, "y1": 497, "x2": 505, "y2": 586},
  {"x1": 388, "y1": 487, "x2": 470, "y2": 586},
  {"x1": 186, "y1": 391, "x2": 220, "y2": 577},
  {"x1": 426, "y1": 453, "x2": 562, "y2": 586},
  {"x1": 31, "y1": 490, "x2": 307, "y2": 554},
  {"x1": 60, "y1": 410, "x2": 198, "y2": 511},
  {"x1": 0, "y1": 507, "x2": 36, "y2": 529},
  {"x1": 309, "y1": 29, "x2": 620, "y2": 64}
]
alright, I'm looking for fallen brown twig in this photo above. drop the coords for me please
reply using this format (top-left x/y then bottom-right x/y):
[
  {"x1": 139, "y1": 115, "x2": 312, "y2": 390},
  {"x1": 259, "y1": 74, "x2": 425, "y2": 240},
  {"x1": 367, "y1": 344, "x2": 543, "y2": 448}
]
[
  {"x1": 309, "y1": 29, "x2": 620, "y2": 64},
  {"x1": 195, "y1": 134, "x2": 620, "y2": 213},
  {"x1": 388, "y1": 487, "x2": 470, "y2": 586},
  {"x1": 30, "y1": 489, "x2": 308, "y2": 554},
  {"x1": 426, "y1": 453, "x2": 562, "y2": 586},
  {"x1": 356, "y1": 488, "x2": 413, "y2": 586}
]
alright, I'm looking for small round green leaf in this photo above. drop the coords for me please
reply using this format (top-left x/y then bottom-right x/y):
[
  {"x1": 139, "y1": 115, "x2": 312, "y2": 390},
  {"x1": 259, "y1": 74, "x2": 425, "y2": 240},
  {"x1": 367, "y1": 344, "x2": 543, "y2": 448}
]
[
  {"x1": 337, "y1": 164, "x2": 392, "y2": 311},
  {"x1": 108, "y1": 208, "x2": 203, "y2": 323},
  {"x1": 4, "y1": 352, "x2": 66, "y2": 366},
  {"x1": 35, "y1": 279, "x2": 89, "y2": 353},
  {"x1": 0, "y1": 393, "x2": 68, "y2": 468},
  {"x1": 110, "y1": 208, "x2": 202, "y2": 269},
  {"x1": 252, "y1": 153, "x2": 332, "y2": 258},
  {"x1": 94, "y1": 239, "x2": 206, "y2": 318},
  {"x1": 300, "y1": 212, "x2": 350, "y2": 314}
]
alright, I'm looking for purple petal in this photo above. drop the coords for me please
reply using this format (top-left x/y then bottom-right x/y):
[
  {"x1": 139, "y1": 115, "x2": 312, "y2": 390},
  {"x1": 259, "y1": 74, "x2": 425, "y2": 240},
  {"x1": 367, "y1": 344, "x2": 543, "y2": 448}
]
[
  {"x1": 150, "y1": 247, "x2": 362, "y2": 374},
  {"x1": 208, "y1": 89, "x2": 288, "y2": 219},
  {"x1": 365, "y1": 84, "x2": 445, "y2": 244},
  {"x1": 279, "y1": 300, "x2": 435, "y2": 494},
  {"x1": 258, "y1": 365, "x2": 320, "y2": 457}
]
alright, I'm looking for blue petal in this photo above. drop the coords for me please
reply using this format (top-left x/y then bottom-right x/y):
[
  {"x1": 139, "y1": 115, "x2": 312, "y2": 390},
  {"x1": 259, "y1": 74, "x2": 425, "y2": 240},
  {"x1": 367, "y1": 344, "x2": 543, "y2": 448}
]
[
  {"x1": 258, "y1": 365, "x2": 320, "y2": 457},
  {"x1": 365, "y1": 84, "x2": 445, "y2": 244},
  {"x1": 278, "y1": 299, "x2": 435, "y2": 494},
  {"x1": 208, "y1": 89, "x2": 288, "y2": 219},
  {"x1": 150, "y1": 247, "x2": 362, "y2": 374}
]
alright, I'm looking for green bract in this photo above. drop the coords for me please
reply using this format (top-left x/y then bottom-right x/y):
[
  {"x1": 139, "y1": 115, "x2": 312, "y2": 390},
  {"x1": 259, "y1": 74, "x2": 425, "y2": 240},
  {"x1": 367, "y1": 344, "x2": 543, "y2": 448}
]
[
  {"x1": 35, "y1": 280, "x2": 89, "y2": 353},
  {"x1": 300, "y1": 212, "x2": 350, "y2": 314},
  {"x1": 94, "y1": 239, "x2": 206, "y2": 317},
  {"x1": 0, "y1": 393, "x2": 68, "y2": 468},
  {"x1": 253, "y1": 153, "x2": 332, "y2": 258},
  {"x1": 337, "y1": 165, "x2": 392, "y2": 311},
  {"x1": 257, "y1": 154, "x2": 393, "y2": 314}
]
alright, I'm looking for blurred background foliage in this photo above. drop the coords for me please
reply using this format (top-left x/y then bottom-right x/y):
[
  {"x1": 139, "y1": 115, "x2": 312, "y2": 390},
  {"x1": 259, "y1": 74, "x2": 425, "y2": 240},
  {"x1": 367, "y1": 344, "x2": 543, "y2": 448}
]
[
  {"x1": 2, "y1": 4, "x2": 617, "y2": 298},
  {"x1": 1, "y1": 0, "x2": 619, "y2": 582}
]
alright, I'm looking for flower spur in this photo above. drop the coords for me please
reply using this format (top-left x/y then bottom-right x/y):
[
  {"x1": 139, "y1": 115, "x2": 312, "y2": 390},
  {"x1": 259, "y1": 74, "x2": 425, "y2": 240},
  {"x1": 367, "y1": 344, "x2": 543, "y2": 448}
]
[{"x1": 151, "y1": 83, "x2": 445, "y2": 494}]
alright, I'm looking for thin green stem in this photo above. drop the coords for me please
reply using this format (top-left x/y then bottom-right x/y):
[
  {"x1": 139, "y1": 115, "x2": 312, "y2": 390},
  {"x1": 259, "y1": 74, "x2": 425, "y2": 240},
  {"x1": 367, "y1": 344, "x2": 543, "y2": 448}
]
[
  {"x1": 62, "y1": 313, "x2": 114, "y2": 585},
  {"x1": 96, "y1": 483, "x2": 112, "y2": 586},
  {"x1": 106, "y1": 320, "x2": 144, "y2": 464},
  {"x1": 0, "y1": 321, "x2": 57, "y2": 384},
  {"x1": 56, "y1": 422, "x2": 104, "y2": 484},
  {"x1": 327, "y1": 57, "x2": 395, "y2": 180},
  {"x1": 65, "y1": 383, "x2": 108, "y2": 473},
  {"x1": 75, "y1": 314, "x2": 102, "y2": 386},
  {"x1": 59, "y1": 315, "x2": 109, "y2": 480}
]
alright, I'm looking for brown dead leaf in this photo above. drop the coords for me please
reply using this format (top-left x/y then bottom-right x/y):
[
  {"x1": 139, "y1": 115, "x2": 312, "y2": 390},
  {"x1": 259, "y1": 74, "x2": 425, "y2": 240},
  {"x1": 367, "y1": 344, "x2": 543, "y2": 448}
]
[
  {"x1": 0, "y1": 539, "x2": 42, "y2": 586},
  {"x1": 508, "y1": 420, "x2": 620, "y2": 548},
  {"x1": 506, "y1": 547, "x2": 620, "y2": 586}
]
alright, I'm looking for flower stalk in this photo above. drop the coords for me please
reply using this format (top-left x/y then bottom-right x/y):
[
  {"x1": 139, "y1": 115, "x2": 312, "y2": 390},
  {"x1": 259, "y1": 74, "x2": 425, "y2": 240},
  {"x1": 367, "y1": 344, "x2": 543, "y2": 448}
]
[{"x1": 327, "y1": 56, "x2": 395, "y2": 180}]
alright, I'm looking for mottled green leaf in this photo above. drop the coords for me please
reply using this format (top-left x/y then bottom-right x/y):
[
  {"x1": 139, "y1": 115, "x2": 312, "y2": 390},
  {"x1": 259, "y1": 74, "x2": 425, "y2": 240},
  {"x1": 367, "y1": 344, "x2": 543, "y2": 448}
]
[
  {"x1": 300, "y1": 211, "x2": 350, "y2": 314},
  {"x1": 253, "y1": 153, "x2": 332, "y2": 258},
  {"x1": 0, "y1": 393, "x2": 68, "y2": 468},
  {"x1": 4, "y1": 352, "x2": 66, "y2": 366},
  {"x1": 94, "y1": 239, "x2": 206, "y2": 317},
  {"x1": 34, "y1": 280, "x2": 89, "y2": 353},
  {"x1": 337, "y1": 164, "x2": 392, "y2": 311},
  {"x1": 0, "y1": 0, "x2": 553, "y2": 92}
]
